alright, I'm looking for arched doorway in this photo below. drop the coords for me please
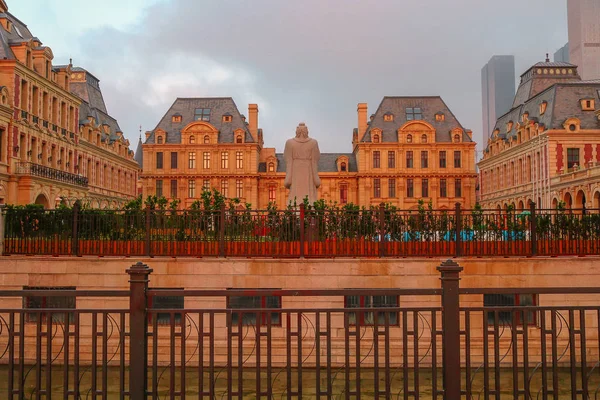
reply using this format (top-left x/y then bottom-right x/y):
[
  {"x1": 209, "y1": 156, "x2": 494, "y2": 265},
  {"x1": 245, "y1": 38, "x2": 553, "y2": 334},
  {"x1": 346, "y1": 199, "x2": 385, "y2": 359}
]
[
  {"x1": 594, "y1": 191, "x2": 600, "y2": 210},
  {"x1": 564, "y1": 192, "x2": 573, "y2": 209},
  {"x1": 34, "y1": 194, "x2": 50, "y2": 209},
  {"x1": 518, "y1": 200, "x2": 524, "y2": 211},
  {"x1": 575, "y1": 190, "x2": 586, "y2": 210},
  {"x1": 552, "y1": 198, "x2": 559, "y2": 209}
]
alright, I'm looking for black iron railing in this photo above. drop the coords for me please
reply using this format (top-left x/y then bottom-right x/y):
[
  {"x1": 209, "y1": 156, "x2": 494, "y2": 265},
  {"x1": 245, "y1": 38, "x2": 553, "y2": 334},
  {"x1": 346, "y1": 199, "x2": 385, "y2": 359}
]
[
  {"x1": 0, "y1": 261, "x2": 598, "y2": 397},
  {"x1": 4, "y1": 203, "x2": 600, "y2": 258},
  {"x1": 15, "y1": 161, "x2": 88, "y2": 188}
]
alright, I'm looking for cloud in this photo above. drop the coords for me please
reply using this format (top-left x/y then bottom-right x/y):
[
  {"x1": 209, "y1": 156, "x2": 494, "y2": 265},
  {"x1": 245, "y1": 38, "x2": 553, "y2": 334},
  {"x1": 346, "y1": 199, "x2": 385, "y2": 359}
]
[{"x1": 21, "y1": 0, "x2": 569, "y2": 154}]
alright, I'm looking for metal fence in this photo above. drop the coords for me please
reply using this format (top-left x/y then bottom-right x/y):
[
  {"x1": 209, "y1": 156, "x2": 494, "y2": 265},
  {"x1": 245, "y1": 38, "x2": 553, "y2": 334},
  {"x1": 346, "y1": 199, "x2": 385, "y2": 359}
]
[
  {"x1": 4, "y1": 203, "x2": 600, "y2": 258},
  {"x1": 0, "y1": 261, "x2": 599, "y2": 397}
]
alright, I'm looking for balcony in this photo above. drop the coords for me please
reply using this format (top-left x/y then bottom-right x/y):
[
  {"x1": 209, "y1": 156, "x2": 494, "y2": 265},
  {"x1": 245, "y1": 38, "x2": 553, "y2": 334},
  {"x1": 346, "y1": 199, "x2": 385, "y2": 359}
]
[{"x1": 16, "y1": 161, "x2": 89, "y2": 188}]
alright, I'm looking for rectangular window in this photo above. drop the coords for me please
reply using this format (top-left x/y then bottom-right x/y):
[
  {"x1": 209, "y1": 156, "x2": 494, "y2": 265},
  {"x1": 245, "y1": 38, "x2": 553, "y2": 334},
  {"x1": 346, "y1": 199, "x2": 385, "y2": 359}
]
[
  {"x1": 373, "y1": 151, "x2": 380, "y2": 168},
  {"x1": 388, "y1": 179, "x2": 396, "y2": 198},
  {"x1": 227, "y1": 292, "x2": 282, "y2": 326},
  {"x1": 406, "y1": 151, "x2": 414, "y2": 168},
  {"x1": 484, "y1": 294, "x2": 537, "y2": 326},
  {"x1": 156, "y1": 180, "x2": 163, "y2": 197},
  {"x1": 421, "y1": 179, "x2": 429, "y2": 198},
  {"x1": 188, "y1": 152, "x2": 196, "y2": 169},
  {"x1": 407, "y1": 179, "x2": 414, "y2": 198},
  {"x1": 203, "y1": 179, "x2": 210, "y2": 191},
  {"x1": 454, "y1": 151, "x2": 461, "y2": 168},
  {"x1": 388, "y1": 151, "x2": 396, "y2": 168},
  {"x1": 221, "y1": 152, "x2": 229, "y2": 169},
  {"x1": 340, "y1": 183, "x2": 348, "y2": 204},
  {"x1": 170, "y1": 180, "x2": 177, "y2": 199},
  {"x1": 567, "y1": 148, "x2": 580, "y2": 169},
  {"x1": 373, "y1": 178, "x2": 381, "y2": 198},
  {"x1": 150, "y1": 289, "x2": 184, "y2": 325},
  {"x1": 24, "y1": 286, "x2": 76, "y2": 323},
  {"x1": 440, "y1": 179, "x2": 447, "y2": 198},
  {"x1": 405, "y1": 107, "x2": 422, "y2": 121},
  {"x1": 268, "y1": 186, "x2": 276, "y2": 203},
  {"x1": 156, "y1": 152, "x2": 163, "y2": 169},
  {"x1": 345, "y1": 295, "x2": 398, "y2": 326},
  {"x1": 188, "y1": 180, "x2": 196, "y2": 198},
  {"x1": 439, "y1": 151, "x2": 447, "y2": 168},
  {"x1": 236, "y1": 179, "x2": 243, "y2": 198},
  {"x1": 236, "y1": 151, "x2": 243, "y2": 169},
  {"x1": 421, "y1": 151, "x2": 428, "y2": 168},
  {"x1": 170, "y1": 152, "x2": 178, "y2": 169},
  {"x1": 194, "y1": 108, "x2": 211, "y2": 122},
  {"x1": 455, "y1": 179, "x2": 462, "y2": 198},
  {"x1": 203, "y1": 152, "x2": 210, "y2": 169},
  {"x1": 221, "y1": 180, "x2": 229, "y2": 197}
]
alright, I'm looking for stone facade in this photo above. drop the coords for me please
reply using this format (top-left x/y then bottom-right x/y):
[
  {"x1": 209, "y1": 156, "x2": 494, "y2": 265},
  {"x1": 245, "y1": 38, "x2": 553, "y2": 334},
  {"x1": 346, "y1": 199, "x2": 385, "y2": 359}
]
[
  {"x1": 141, "y1": 96, "x2": 477, "y2": 209},
  {"x1": 478, "y1": 61, "x2": 600, "y2": 210},
  {"x1": 0, "y1": 0, "x2": 138, "y2": 208}
]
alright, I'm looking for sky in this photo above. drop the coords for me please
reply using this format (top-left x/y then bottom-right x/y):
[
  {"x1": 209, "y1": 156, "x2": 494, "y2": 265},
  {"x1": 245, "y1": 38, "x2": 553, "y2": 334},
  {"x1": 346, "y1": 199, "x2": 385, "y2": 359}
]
[{"x1": 11, "y1": 0, "x2": 568, "y2": 157}]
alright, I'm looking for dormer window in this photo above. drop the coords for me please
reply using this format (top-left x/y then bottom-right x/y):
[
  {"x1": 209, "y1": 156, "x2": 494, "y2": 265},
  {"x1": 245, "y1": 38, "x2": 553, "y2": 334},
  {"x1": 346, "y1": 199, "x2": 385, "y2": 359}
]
[
  {"x1": 383, "y1": 113, "x2": 394, "y2": 122},
  {"x1": 373, "y1": 134, "x2": 380, "y2": 143},
  {"x1": 581, "y1": 99, "x2": 595, "y2": 111},
  {"x1": 406, "y1": 134, "x2": 413, "y2": 143},
  {"x1": 421, "y1": 134, "x2": 427, "y2": 143},
  {"x1": 157, "y1": 136, "x2": 163, "y2": 144},
  {"x1": 203, "y1": 135, "x2": 210, "y2": 144},
  {"x1": 406, "y1": 107, "x2": 422, "y2": 121},
  {"x1": 222, "y1": 115, "x2": 232, "y2": 122},
  {"x1": 268, "y1": 162, "x2": 275, "y2": 172},
  {"x1": 236, "y1": 135, "x2": 243, "y2": 144},
  {"x1": 172, "y1": 115, "x2": 182, "y2": 123},
  {"x1": 194, "y1": 108, "x2": 211, "y2": 122},
  {"x1": 522, "y1": 112, "x2": 529, "y2": 123},
  {"x1": 435, "y1": 113, "x2": 445, "y2": 122},
  {"x1": 507, "y1": 121, "x2": 513, "y2": 133},
  {"x1": 189, "y1": 136, "x2": 195, "y2": 144},
  {"x1": 341, "y1": 162, "x2": 347, "y2": 172},
  {"x1": 539, "y1": 101, "x2": 548, "y2": 115},
  {"x1": 453, "y1": 134, "x2": 461, "y2": 143}
]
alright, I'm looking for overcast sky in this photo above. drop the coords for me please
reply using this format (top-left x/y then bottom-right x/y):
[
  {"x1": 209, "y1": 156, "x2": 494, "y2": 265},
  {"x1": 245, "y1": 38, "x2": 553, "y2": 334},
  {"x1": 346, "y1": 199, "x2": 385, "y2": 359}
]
[{"x1": 12, "y1": 0, "x2": 568, "y2": 157}]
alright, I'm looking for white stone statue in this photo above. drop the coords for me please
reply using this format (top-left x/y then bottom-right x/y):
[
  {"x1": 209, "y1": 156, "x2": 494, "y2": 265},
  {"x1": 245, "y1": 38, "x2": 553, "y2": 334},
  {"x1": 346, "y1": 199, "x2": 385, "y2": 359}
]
[{"x1": 284, "y1": 123, "x2": 321, "y2": 205}]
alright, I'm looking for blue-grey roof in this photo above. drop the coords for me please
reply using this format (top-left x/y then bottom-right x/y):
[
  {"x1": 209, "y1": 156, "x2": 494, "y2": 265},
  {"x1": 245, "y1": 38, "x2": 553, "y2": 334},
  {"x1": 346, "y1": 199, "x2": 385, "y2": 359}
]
[
  {"x1": 361, "y1": 96, "x2": 472, "y2": 143},
  {"x1": 147, "y1": 98, "x2": 254, "y2": 144},
  {"x1": 259, "y1": 153, "x2": 358, "y2": 173},
  {"x1": 134, "y1": 137, "x2": 143, "y2": 168}
]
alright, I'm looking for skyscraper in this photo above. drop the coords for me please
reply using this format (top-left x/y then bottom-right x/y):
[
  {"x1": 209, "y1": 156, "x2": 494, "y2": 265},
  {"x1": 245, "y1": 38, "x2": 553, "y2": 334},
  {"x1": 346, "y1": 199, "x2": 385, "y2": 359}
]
[
  {"x1": 568, "y1": 0, "x2": 600, "y2": 80},
  {"x1": 481, "y1": 55, "x2": 516, "y2": 141},
  {"x1": 554, "y1": 43, "x2": 570, "y2": 63}
]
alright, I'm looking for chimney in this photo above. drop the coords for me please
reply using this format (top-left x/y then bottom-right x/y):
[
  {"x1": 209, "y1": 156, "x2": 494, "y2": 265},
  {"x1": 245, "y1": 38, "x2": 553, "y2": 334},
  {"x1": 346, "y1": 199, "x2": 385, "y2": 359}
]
[
  {"x1": 248, "y1": 104, "x2": 258, "y2": 142},
  {"x1": 357, "y1": 103, "x2": 368, "y2": 142},
  {"x1": 466, "y1": 129, "x2": 473, "y2": 139}
]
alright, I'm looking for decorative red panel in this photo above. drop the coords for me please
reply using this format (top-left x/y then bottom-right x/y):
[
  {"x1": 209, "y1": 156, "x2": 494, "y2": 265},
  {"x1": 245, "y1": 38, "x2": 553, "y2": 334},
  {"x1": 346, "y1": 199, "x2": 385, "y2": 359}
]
[
  {"x1": 13, "y1": 74, "x2": 20, "y2": 119},
  {"x1": 597, "y1": 145, "x2": 600, "y2": 163},
  {"x1": 12, "y1": 126, "x2": 18, "y2": 157},
  {"x1": 556, "y1": 144, "x2": 563, "y2": 172},
  {"x1": 584, "y1": 144, "x2": 593, "y2": 164}
]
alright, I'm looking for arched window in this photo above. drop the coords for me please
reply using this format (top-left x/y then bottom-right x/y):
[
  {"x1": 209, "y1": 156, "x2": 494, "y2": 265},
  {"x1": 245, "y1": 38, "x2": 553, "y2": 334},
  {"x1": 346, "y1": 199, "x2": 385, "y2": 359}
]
[
  {"x1": 157, "y1": 136, "x2": 163, "y2": 144},
  {"x1": 189, "y1": 136, "x2": 195, "y2": 144},
  {"x1": 236, "y1": 135, "x2": 243, "y2": 144},
  {"x1": 341, "y1": 162, "x2": 347, "y2": 172},
  {"x1": 453, "y1": 134, "x2": 460, "y2": 143},
  {"x1": 203, "y1": 135, "x2": 210, "y2": 144},
  {"x1": 268, "y1": 162, "x2": 275, "y2": 172},
  {"x1": 373, "y1": 134, "x2": 380, "y2": 143},
  {"x1": 406, "y1": 134, "x2": 412, "y2": 143},
  {"x1": 421, "y1": 134, "x2": 427, "y2": 143}
]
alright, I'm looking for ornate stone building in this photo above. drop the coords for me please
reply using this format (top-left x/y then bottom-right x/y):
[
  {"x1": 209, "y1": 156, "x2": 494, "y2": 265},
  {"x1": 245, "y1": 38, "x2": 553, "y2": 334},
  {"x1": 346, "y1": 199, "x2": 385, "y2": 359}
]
[
  {"x1": 0, "y1": 0, "x2": 138, "y2": 208},
  {"x1": 478, "y1": 60, "x2": 600, "y2": 210},
  {"x1": 141, "y1": 96, "x2": 477, "y2": 209}
]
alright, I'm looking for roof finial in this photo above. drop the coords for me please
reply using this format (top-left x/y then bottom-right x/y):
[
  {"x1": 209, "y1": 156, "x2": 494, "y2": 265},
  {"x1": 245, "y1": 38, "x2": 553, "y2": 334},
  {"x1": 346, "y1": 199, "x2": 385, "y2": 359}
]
[
  {"x1": 69, "y1": 57, "x2": 73, "y2": 66},
  {"x1": 545, "y1": 53, "x2": 550, "y2": 63},
  {"x1": 139, "y1": 125, "x2": 142, "y2": 140}
]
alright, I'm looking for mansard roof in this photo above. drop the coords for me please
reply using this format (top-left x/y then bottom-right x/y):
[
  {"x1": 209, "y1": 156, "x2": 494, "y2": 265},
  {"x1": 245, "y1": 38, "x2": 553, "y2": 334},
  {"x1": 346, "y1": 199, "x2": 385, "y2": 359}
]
[
  {"x1": 360, "y1": 96, "x2": 472, "y2": 143},
  {"x1": 258, "y1": 153, "x2": 358, "y2": 173},
  {"x1": 147, "y1": 97, "x2": 254, "y2": 144}
]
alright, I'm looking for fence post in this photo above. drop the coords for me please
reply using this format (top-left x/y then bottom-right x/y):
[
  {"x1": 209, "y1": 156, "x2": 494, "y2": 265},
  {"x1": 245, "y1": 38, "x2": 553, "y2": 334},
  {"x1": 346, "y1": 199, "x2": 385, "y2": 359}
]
[
  {"x1": 299, "y1": 204, "x2": 305, "y2": 258},
  {"x1": 454, "y1": 202, "x2": 462, "y2": 257},
  {"x1": 219, "y1": 203, "x2": 226, "y2": 257},
  {"x1": 529, "y1": 202, "x2": 537, "y2": 256},
  {"x1": 379, "y1": 203, "x2": 386, "y2": 257},
  {"x1": 72, "y1": 201, "x2": 80, "y2": 256},
  {"x1": 437, "y1": 259, "x2": 463, "y2": 400},
  {"x1": 0, "y1": 204, "x2": 5, "y2": 256},
  {"x1": 145, "y1": 206, "x2": 151, "y2": 257},
  {"x1": 126, "y1": 261, "x2": 153, "y2": 400}
]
